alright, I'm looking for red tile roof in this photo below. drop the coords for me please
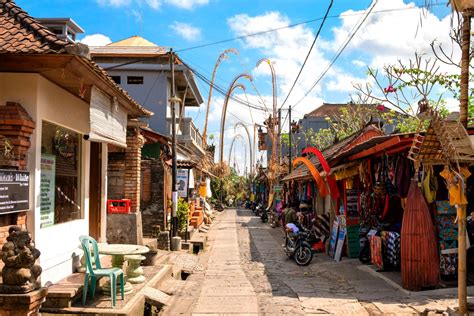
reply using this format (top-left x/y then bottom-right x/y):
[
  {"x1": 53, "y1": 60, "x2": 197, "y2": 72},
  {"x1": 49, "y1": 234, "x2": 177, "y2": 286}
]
[
  {"x1": 0, "y1": 0, "x2": 73, "y2": 54},
  {"x1": 305, "y1": 103, "x2": 393, "y2": 118},
  {"x1": 0, "y1": 0, "x2": 152, "y2": 117}
]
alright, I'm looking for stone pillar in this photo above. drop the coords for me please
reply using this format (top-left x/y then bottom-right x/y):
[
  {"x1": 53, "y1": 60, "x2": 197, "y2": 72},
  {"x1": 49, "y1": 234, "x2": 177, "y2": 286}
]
[
  {"x1": 157, "y1": 231, "x2": 170, "y2": 251},
  {"x1": 124, "y1": 127, "x2": 145, "y2": 213}
]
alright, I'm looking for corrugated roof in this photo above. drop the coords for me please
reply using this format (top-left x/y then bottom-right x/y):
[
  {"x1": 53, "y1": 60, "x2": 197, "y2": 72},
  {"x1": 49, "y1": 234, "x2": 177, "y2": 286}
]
[{"x1": 282, "y1": 125, "x2": 383, "y2": 182}]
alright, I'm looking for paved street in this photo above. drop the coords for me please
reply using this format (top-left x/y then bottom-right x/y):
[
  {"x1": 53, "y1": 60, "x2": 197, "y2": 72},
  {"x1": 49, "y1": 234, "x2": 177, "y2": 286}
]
[{"x1": 163, "y1": 208, "x2": 472, "y2": 315}]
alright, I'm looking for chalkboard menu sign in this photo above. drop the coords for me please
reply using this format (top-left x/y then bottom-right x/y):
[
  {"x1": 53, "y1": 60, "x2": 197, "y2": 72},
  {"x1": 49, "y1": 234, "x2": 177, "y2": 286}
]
[{"x1": 0, "y1": 169, "x2": 30, "y2": 214}]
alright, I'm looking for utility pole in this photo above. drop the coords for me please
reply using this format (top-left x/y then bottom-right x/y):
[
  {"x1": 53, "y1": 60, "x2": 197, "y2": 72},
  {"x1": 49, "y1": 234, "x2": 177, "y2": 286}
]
[
  {"x1": 169, "y1": 49, "x2": 180, "y2": 238},
  {"x1": 288, "y1": 105, "x2": 292, "y2": 173}
]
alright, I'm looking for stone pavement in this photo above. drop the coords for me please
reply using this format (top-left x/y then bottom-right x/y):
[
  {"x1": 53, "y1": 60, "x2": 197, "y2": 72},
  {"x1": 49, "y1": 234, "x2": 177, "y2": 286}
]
[
  {"x1": 192, "y1": 209, "x2": 258, "y2": 315},
  {"x1": 162, "y1": 208, "x2": 474, "y2": 315}
]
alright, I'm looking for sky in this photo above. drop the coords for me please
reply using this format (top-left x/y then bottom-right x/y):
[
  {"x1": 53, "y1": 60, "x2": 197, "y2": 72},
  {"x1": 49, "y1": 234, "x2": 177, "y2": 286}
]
[{"x1": 16, "y1": 0, "x2": 460, "y2": 173}]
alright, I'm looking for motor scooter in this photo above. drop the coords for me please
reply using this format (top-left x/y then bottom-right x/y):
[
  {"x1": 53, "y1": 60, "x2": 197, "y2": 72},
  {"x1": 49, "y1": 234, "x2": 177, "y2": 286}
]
[
  {"x1": 284, "y1": 224, "x2": 313, "y2": 266},
  {"x1": 260, "y1": 208, "x2": 268, "y2": 223},
  {"x1": 255, "y1": 203, "x2": 264, "y2": 216}
]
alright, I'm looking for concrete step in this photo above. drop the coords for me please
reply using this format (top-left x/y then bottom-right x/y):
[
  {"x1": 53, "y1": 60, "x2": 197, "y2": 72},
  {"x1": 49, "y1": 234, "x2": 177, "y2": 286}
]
[
  {"x1": 42, "y1": 272, "x2": 84, "y2": 308},
  {"x1": 41, "y1": 264, "x2": 174, "y2": 315},
  {"x1": 142, "y1": 286, "x2": 170, "y2": 309}
]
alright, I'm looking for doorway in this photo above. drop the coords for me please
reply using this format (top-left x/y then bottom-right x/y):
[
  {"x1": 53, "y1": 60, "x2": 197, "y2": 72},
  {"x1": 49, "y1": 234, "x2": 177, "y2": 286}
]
[{"x1": 89, "y1": 142, "x2": 102, "y2": 240}]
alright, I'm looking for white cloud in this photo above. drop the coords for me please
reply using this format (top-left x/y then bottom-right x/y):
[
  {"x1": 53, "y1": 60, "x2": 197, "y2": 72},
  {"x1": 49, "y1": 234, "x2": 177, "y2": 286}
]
[
  {"x1": 352, "y1": 59, "x2": 366, "y2": 67},
  {"x1": 97, "y1": 0, "x2": 131, "y2": 7},
  {"x1": 97, "y1": 0, "x2": 208, "y2": 10},
  {"x1": 326, "y1": 71, "x2": 372, "y2": 94},
  {"x1": 170, "y1": 22, "x2": 202, "y2": 41},
  {"x1": 80, "y1": 34, "x2": 112, "y2": 46},
  {"x1": 165, "y1": 0, "x2": 209, "y2": 9},
  {"x1": 227, "y1": 11, "x2": 328, "y2": 111},
  {"x1": 144, "y1": 0, "x2": 160, "y2": 9},
  {"x1": 323, "y1": 0, "x2": 459, "y2": 71}
]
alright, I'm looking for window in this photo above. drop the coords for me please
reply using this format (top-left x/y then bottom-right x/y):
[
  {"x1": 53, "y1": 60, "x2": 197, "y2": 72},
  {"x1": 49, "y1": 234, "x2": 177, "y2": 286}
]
[
  {"x1": 127, "y1": 76, "x2": 144, "y2": 85},
  {"x1": 40, "y1": 121, "x2": 82, "y2": 228},
  {"x1": 111, "y1": 76, "x2": 121, "y2": 84}
]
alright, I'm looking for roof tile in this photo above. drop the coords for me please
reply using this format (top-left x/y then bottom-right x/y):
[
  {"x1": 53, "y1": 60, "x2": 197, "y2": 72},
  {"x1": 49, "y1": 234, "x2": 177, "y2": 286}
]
[{"x1": 0, "y1": 0, "x2": 153, "y2": 117}]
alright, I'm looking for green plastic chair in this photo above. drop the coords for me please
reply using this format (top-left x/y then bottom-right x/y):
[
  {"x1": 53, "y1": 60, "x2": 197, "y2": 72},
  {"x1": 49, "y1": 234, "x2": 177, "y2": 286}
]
[{"x1": 79, "y1": 236, "x2": 124, "y2": 307}]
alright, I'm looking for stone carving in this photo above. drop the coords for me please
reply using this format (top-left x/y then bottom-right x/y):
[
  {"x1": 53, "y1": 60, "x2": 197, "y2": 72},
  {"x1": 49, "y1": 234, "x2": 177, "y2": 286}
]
[{"x1": 0, "y1": 226, "x2": 42, "y2": 293}]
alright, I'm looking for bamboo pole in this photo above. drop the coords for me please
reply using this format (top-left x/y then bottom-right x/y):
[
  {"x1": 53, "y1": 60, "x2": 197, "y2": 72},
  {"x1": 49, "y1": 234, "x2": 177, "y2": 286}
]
[
  {"x1": 458, "y1": 204, "x2": 468, "y2": 315},
  {"x1": 458, "y1": 10, "x2": 471, "y2": 315}
]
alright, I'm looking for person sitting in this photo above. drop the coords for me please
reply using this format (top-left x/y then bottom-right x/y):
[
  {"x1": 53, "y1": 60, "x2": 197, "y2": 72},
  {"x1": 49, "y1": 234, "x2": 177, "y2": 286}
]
[{"x1": 284, "y1": 205, "x2": 298, "y2": 228}]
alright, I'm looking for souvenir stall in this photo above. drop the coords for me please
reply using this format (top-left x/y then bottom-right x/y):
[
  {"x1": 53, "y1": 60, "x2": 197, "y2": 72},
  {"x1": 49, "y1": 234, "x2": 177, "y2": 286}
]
[
  {"x1": 329, "y1": 150, "x2": 413, "y2": 265},
  {"x1": 326, "y1": 132, "x2": 415, "y2": 265},
  {"x1": 406, "y1": 112, "x2": 474, "y2": 293},
  {"x1": 330, "y1": 113, "x2": 474, "y2": 292}
]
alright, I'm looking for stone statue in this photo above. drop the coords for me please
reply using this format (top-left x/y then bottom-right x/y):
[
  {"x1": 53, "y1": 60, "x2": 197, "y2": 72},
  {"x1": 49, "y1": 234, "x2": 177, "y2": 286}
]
[{"x1": 0, "y1": 226, "x2": 42, "y2": 293}]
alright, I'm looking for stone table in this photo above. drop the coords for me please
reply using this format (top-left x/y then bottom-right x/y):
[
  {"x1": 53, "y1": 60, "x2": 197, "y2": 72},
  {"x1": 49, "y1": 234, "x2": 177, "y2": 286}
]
[{"x1": 98, "y1": 244, "x2": 149, "y2": 294}]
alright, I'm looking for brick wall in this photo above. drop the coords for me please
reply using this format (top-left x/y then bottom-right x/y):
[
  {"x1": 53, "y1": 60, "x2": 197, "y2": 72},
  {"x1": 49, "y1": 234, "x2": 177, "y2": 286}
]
[
  {"x1": 107, "y1": 152, "x2": 126, "y2": 200},
  {"x1": 141, "y1": 160, "x2": 151, "y2": 203},
  {"x1": 124, "y1": 128, "x2": 145, "y2": 213},
  {"x1": 0, "y1": 102, "x2": 34, "y2": 270},
  {"x1": 141, "y1": 158, "x2": 170, "y2": 236}
]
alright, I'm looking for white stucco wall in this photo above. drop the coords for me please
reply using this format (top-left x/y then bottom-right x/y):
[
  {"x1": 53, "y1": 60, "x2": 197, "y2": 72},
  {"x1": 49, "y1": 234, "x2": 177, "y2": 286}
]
[{"x1": 0, "y1": 73, "x2": 98, "y2": 285}]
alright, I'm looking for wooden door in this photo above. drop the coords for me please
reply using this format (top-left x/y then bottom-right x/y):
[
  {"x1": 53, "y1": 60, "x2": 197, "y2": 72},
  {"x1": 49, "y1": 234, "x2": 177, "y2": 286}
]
[{"x1": 89, "y1": 142, "x2": 102, "y2": 239}]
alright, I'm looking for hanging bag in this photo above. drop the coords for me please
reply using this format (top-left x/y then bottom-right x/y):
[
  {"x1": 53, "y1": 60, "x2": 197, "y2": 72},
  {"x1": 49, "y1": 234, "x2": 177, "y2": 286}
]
[
  {"x1": 384, "y1": 155, "x2": 398, "y2": 197},
  {"x1": 373, "y1": 161, "x2": 386, "y2": 198}
]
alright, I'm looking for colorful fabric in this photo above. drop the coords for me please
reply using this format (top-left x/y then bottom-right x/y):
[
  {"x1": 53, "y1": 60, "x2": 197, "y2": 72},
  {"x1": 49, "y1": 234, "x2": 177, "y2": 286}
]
[
  {"x1": 422, "y1": 166, "x2": 437, "y2": 204},
  {"x1": 436, "y1": 216, "x2": 457, "y2": 241},
  {"x1": 440, "y1": 166, "x2": 471, "y2": 205},
  {"x1": 370, "y1": 235, "x2": 383, "y2": 269},
  {"x1": 440, "y1": 253, "x2": 457, "y2": 276},
  {"x1": 436, "y1": 201, "x2": 456, "y2": 215},
  {"x1": 387, "y1": 232, "x2": 400, "y2": 269}
]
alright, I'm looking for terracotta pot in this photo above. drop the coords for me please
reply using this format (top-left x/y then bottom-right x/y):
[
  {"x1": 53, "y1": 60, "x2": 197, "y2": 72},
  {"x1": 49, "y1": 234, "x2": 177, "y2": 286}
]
[{"x1": 450, "y1": 0, "x2": 474, "y2": 11}]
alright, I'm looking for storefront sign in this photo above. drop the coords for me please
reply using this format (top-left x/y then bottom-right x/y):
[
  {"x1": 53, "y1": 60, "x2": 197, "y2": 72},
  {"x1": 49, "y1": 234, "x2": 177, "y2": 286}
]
[
  {"x1": 40, "y1": 154, "x2": 56, "y2": 228},
  {"x1": 0, "y1": 169, "x2": 29, "y2": 214},
  {"x1": 177, "y1": 169, "x2": 189, "y2": 198}
]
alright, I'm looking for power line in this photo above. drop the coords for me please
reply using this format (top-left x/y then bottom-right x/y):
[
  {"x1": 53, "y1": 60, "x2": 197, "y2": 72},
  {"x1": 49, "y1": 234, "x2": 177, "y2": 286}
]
[
  {"x1": 180, "y1": 59, "x2": 270, "y2": 112},
  {"x1": 174, "y1": 2, "x2": 447, "y2": 53},
  {"x1": 101, "y1": 2, "x2": 448, "y2": 72},
  {"x1": 279, "y1": 0, "x2": 333, "y2": 111},
  {"x1": 207, "y1": 122, "x2": 255, "y2": 134},
  {"x1": 293, "y1": 0, "x2": 379, "y2": 109}
]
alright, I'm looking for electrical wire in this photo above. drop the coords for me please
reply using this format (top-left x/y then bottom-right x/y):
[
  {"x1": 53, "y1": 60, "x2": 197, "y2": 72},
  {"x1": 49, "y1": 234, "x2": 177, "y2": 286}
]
[
  {"x1": 101, "y1": 3, "x2": 448, "y2": 71},
  {"x1": 293, "y1": 0, "x2": 379, "y2": 109},
  {"x1": 180, "y1": 59, "x2": 269, "y2": 112},
  {"x1": 279, "y1": 0, "x2": 333, "y2": 110},
  {"x1": 174, "y1": 2, "x2": 447, "y2": 53}
]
